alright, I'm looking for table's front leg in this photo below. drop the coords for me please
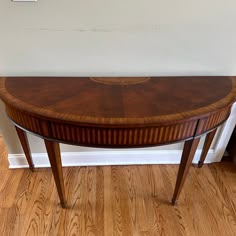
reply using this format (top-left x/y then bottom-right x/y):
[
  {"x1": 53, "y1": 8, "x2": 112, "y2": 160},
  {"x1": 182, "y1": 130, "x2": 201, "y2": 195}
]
[
  {"x1": 15, "y1": 126, "x2": 34, "y2": 171},
  {"x1": 44, "y1": 140, "x2": 66, "y2": 208},
  {"x1": 172, "y1": 137, "x2": 200, "y2": 205},
  {"x1": 198, "y1": 128, "x2": 217, "y2": 168}
]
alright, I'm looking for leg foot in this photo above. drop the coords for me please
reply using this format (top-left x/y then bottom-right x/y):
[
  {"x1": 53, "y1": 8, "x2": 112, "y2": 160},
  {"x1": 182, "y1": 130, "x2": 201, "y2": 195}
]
[
  {"x1": 198, "y1": 161, "x2": 203, "y2": 168},
  {"x1": 171, "y1": 198, "x2": 178, "y2": 205},
  {"x1": 60, "y1": 202, "x2": 66, "y2": 208}
]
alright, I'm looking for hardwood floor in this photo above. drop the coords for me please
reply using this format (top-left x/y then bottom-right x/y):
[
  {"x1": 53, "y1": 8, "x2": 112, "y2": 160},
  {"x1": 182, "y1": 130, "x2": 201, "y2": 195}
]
[{"x1": 0, "y1": 136, "x2": 236, "y2": 236}]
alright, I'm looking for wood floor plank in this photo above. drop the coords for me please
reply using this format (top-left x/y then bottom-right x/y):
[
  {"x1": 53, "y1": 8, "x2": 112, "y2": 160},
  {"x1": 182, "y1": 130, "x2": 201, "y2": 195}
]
[
  {"x1": 104, "y1": 166, "x2": 113, "y2": 236},
  {"x1": 1, "y1": 136, "x2": 236, "y2": 236},
  {"x1": 209, "y1": 163, "x2": 236, "y2": 215},
  {"x1": 110, "y1": 166, "x2": 133, "y2": 235},
  {"x1": 152, "y1": 165, "x2": 185, "y2": 236}
]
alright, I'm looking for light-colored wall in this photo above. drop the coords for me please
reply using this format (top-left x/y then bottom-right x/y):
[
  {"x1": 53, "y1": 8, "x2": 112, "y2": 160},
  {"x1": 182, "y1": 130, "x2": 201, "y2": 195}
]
[{"x1": 0, "y1": 0, "x2": 236, "y2": 155}]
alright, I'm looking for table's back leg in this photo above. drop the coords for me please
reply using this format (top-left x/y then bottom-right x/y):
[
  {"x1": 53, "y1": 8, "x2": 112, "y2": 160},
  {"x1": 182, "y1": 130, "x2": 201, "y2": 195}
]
[
  {"x1": 198, "y1": 128, "x2": 217, "y2": 168},
  {"x1": 15, "y1": 126, "x2": 34, "y2": 171},
  {"x1": 172, "y1": 137, "x2": 200, "y2": 205},
  {"x1": 44, "y1": 140, "x2": 66, "y2": 208}
]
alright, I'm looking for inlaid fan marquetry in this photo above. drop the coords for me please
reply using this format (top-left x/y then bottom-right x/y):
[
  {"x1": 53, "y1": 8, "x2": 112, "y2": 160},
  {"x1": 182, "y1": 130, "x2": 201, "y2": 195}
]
[{"x1": 90, "y1": 77, "x2": 150, "y2": 85}]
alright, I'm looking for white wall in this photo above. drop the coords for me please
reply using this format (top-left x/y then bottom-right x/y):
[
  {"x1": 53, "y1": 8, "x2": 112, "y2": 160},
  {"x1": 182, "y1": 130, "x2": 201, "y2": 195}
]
[
  {"x1": 0, "y1": 0, "x2": 236, "y2": 159},
  {"x1": 1, "y1": 0, "x2": 236, "y2": 76}
]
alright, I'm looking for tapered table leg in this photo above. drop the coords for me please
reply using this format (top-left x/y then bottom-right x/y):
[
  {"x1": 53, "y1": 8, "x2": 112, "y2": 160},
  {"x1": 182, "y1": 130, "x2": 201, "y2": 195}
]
[
  {"x1": 15, "y1": 126, "x2": 34, "y2": 171},
  {"x1": 44, "y1": 140, "x2": 66, "y2": 208},
  {"x1": 172, "y1": 137, "x2": 200, "y2": 205},
  {"x1": 198, "y1": 128, "x2": 217, "y2": 168}
]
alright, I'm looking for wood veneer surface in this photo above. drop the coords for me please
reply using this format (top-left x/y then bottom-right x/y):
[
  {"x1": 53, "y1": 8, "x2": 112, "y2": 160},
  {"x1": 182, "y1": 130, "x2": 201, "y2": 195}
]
[{"x1": 0, "y1": 77, "x2": 236, "y2": 125}]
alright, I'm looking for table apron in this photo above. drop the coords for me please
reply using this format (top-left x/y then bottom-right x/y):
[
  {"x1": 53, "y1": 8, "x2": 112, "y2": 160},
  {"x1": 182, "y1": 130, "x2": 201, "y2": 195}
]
[{"x1": 5, "y1": 105, "x2": 232, "y2": 148}]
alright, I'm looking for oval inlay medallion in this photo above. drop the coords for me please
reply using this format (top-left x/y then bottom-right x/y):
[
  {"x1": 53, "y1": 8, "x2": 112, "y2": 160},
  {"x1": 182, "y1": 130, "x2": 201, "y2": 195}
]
[{"x1": 90, "y1": 77, "x2": 150, "y2": 85}]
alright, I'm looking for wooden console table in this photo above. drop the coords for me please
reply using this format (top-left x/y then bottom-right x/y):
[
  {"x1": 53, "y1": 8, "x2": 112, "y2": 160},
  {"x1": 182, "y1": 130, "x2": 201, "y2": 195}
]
[{"x1": 0, "y1": 77, "x2": 236, "y2": 207}]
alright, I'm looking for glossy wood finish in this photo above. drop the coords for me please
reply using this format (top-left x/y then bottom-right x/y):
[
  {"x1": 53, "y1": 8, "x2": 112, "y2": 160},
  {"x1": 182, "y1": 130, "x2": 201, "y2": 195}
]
[
  {"x1": 1, "y1": 77, "x2": 235, "y2": 146},
  {"x1": 0, "y1": 76, "x2": 236, "y2": 207},
  {"x1": 15, "y1": 126, "x2": 34, "y2": 171},
  {"x1": 198, "y1": 128, "x2": 218, "y2": 168},
  {"x1": 7, "y1": 106, "x2": 199, "y2": 147},
  {"x1": 1, "y1": 77, "x2": 235, "y2": 123},
  {"x1": 1, "y1": 138, "x2": 236, "y2": 235}
]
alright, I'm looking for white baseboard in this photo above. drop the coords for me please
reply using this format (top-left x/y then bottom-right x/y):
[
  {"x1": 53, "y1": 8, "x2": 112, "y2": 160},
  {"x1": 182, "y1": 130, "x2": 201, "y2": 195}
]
[{"x1": 8, "y1": 149, "x2": 215, "y2": 169}]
